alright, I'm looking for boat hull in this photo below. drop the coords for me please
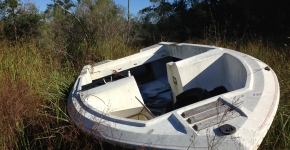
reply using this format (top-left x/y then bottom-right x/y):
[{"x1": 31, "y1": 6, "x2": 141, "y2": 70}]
[{"x1": 68, "y1": 42, "x2": 280, "y2": 149}]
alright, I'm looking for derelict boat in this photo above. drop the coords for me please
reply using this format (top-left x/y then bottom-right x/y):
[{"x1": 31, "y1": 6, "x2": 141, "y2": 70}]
[{"x1": 68, "y1": 42, "x2": 280, "y2": 149}]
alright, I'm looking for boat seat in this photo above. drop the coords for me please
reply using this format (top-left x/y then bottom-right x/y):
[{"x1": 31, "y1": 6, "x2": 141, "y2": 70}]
[
  {"x1": 174, "y1": 87, "x2": 210, "y2": 109},
  {"x1": 85, "y1": 76, "x2": 154, "y2": 120}
]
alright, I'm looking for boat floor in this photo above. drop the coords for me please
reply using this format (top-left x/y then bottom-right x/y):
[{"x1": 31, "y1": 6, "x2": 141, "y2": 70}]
[{"x1": 138, "y1": 75, "x2": 173, "y2": 116}]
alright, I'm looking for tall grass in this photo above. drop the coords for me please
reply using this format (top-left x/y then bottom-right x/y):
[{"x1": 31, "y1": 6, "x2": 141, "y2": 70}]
[
  {"x1": 0, "y1": 39, "x2": 137, "y2": 149},
  {"x1": 0, "y1": 37, "x2": 289, "y2": 149},
  {"x1": 0, "y1": 40, "x2": 72, "y2": 149}
]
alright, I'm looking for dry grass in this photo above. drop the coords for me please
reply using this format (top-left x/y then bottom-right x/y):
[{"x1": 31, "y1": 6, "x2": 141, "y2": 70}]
[
  {"x1": 0, "y1": 76, "x2": 40, "y2": 149},
  {"x1": 0, "y1": 37, "x2": 289, "y2": 149},
  {"x1": 0, "y1": 39, "x2": 137, "y2": 149}
]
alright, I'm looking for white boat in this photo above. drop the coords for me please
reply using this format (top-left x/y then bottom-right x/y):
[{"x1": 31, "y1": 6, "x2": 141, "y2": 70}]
[{"x1": 68, "y1": 42, "x2": 280, "y2": 149}]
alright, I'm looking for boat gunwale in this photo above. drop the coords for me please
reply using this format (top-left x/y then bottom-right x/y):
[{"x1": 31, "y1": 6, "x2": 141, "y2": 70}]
[{"x1": 72, "y1": 46, "x2": 260, "y2": 127}]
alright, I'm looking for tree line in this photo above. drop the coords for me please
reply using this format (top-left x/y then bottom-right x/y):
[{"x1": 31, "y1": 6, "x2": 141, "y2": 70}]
[
  {"x1": 0, "y1": 0, "x2": 289, "y2": 49},
  {"x1": 139, "y1": 0, "x2": 290, "y2": 44}
]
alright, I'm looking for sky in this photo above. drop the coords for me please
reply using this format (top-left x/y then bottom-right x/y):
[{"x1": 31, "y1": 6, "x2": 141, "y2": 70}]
[{"x1": 28, "y1": 0, "x2": 152, "y2": 15}]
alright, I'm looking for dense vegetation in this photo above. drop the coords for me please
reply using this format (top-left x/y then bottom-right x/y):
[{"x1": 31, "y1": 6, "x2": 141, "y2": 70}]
[{"x1": 0, "y1": 0, "x2": 289, "y2": 149}]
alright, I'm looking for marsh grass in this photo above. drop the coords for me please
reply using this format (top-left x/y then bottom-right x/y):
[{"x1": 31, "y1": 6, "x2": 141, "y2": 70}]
[
  {"x1": 0, "y1": 37, "x2": 289, "y2": 149},
  {"x1": 0, "y1": 39, "x2": 137, "y2": 149}
]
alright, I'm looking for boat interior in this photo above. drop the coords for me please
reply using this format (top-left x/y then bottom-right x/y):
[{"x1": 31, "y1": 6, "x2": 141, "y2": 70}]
[{"x1": 82, "y1": 45, "x2": 247, "y2": 121}]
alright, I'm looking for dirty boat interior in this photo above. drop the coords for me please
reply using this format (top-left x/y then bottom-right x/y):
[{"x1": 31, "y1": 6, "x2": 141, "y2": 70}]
[{"x1": 82, "y1": 46, "x2": 247, "y2": 121}]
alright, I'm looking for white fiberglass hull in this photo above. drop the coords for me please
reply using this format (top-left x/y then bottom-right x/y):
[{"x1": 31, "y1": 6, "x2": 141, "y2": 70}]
[{"x1": 68, "y1": 42, "x2": 279, "y2": 149}]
